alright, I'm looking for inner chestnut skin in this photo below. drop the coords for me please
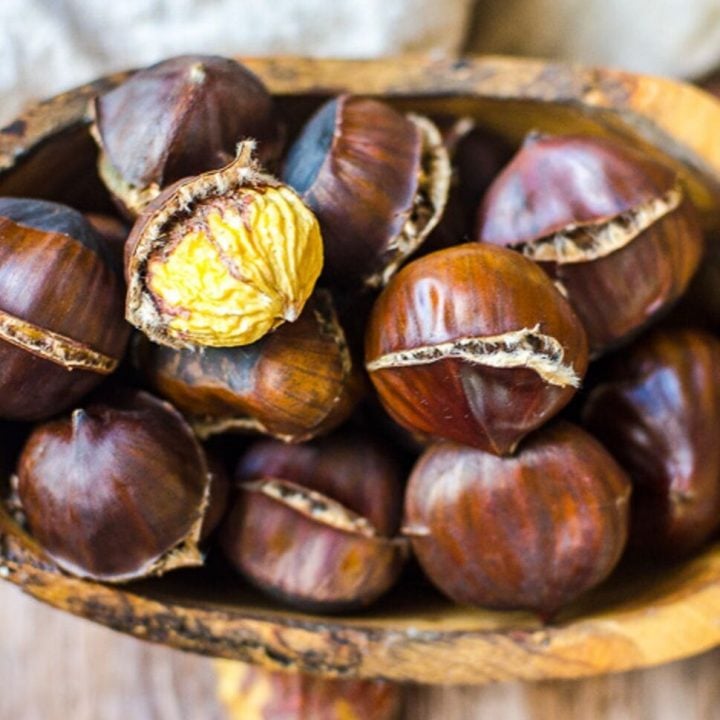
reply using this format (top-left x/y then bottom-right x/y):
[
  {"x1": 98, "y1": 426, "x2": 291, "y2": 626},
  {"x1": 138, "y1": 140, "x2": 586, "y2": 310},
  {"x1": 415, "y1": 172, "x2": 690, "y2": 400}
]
[
  {"x1": 365, "y1": 243, "x2": 589, "y2": 455},
  {"x1": 476, "y1": 133, "x2": 703, "y2": 355},
  {"x1": 582, "y1": 327, "x2": 720, "y2": 558},
  {"x1": 0, "y1": 199, "x2": 129, "y2": 420},
  {"x1": 404, "y1": 422, "x2": 631, "y2": 619},
  {"x1": 282, "y1": 95, "x2": 424, "y2": 286},
  {"x1": 17, "y1": 391, "x2": 209, "y2": 581}
]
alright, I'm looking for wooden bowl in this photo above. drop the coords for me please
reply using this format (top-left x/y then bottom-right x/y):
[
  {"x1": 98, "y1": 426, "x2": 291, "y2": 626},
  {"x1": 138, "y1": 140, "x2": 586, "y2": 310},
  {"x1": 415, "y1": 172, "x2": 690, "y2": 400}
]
[{"x1": 2, "y1": 56, "x2": 720, "y2": 686}]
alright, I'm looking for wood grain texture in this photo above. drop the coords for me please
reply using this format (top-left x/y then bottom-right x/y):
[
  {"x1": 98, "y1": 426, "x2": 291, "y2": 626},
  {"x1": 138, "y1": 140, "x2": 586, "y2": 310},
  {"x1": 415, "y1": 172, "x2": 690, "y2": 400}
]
[{"x1": 3, "y1": 56, "x2": 720, "y2": 687}]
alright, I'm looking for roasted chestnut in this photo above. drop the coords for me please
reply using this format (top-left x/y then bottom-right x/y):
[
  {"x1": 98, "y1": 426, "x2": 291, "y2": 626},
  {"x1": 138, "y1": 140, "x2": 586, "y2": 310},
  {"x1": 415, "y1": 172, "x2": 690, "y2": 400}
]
[
  {"x1": 365, "y1": 243, "x2": 589, "y2": 455},
  {"x1": 476, "y1": 133, "x2": 704, "y2": 354},
  {"x1": 133, "y1": 291, "x2": 363, "y2": 441},
  {"x1": 582, "y1": 327, "x2": 720, "y2": 558},
  {"x1": 125, "y1": 144, "x2": 323, "y2": 349},
  {"x1": 0, "y1": 198, "x2": 129, "y2": 420},
  {"x1": 17, "y1": 390, "x2": 212, "y2": 582},
  {"x1": 282, "y1": 94, "x2": 450, "y2": 288},
  {"x1": 220, "y1": 434, "x2": 407, "y2": 611},
  {"x1": 404, "y1": 422, "x2": 631, "y2": 619},
  {"x1": 217, "y1": 662, "x2": 402, "y2": 720},
  {"x1": 91, "y1": 54, "x2": 281, "y2": 216}
]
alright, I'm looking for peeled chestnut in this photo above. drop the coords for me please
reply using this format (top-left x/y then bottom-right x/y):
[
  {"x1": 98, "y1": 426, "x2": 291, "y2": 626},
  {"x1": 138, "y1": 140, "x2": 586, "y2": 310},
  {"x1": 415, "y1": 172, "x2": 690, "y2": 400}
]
[
  {"x1": 0, "y1": 198, "x2": 129, "y2": 420},
  {"x1": 221, "y1": 434, "x2": 407, "y2": 611},
  {"x1": 282, "y1": 94, "x2": 450, "y2": 288},
  {"x1": 404, "y1": 422, "x2": 631, "y2": 619},
  {"x1": 582, "y1": 327, "x2": 720, "y2": 558},
  {"x1": 217, "y1": 663, "x2": 402, "y2": 720},
  {"x1": 17, "y1": 390, "x2": 212, "y2": 582},
  {"x1": 133, "y1": 291, "x2": 363, "y2": 441},
  {"x1": 125, "y1": 144, "x2": 323, "y2": 349},
  {"x1": 91, "y1": 54, "x2": 281, "y2": 216},
  {"x1": 365, "y1": 243, "x2": 589, "y2": 455},
  {"x1": 476, "y1": 133, "x2": 704, "y2": 354}
]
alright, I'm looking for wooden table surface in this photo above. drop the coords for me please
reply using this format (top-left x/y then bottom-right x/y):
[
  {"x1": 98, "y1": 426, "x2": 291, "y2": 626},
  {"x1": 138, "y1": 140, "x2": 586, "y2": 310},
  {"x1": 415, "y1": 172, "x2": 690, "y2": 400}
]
[{"x1": 2, "y1": 581, "x2": 719, "y2": 720}]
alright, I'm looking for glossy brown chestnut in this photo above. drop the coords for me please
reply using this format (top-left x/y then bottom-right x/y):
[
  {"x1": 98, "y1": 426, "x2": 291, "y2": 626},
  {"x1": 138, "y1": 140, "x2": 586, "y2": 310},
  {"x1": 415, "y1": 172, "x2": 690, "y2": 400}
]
[
  {"x1": 365, "y1": 243, "x2": 589, "y2": 455},
  {"x1": 133, "y1": 292, "x2": 363, "y2": 442},
  {"x1": 282, "y1": 94, "x2": 450, "y2": 288},
  {"x1": 235, "y1": 432, "x2": 404, "y2": 536},
  {"x1": 582, "y1": 327, "x2": 720, "y2": 558},
  {"x1": 17, "y1": 390, "x2": 212, "y2": 582},
  {"x1": 91, "y1": 54, "x2": 281, "y2": 216},
  {"x1": 0, "y1": 198, "x2": 129, "y2": 421},
  {"x1": 220, "y1": 436, "x2": 407, "y2": 612},
  {"x1": 218, "y1": 663, "x2": 402, "y2": 720},
  {"x1": 476, "y1": 133, "x2": 704, "y2": 355},
  {"x1": 404, "y1": 422, "x2": 631, "y2": 618}
]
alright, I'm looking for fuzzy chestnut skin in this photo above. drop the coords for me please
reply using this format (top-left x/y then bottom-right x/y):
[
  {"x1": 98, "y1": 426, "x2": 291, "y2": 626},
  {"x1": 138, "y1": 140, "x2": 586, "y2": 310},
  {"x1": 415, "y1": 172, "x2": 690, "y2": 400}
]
[
  {"x1": 235, "y1": 433, "x2": 404, "y2": 536},
  {"x1": 476, "y1": 133, "x2": 703, "y2": 355},
  {"x1": 133, "y1": 292, "x2": 363, "y2": 442},
  {"x1": 220, "y1": 434, "x2": 407, "y2": 612},
  {"x1": 219, "y1": 663, "x2": 402, "y2": 720},
  {"x1": 365, "y1": 243, "x2": 589, "y2": 455},
  {"x1": 0, "y1": 198, "x2": 129, "y2": 420},
  {"x1": 582, "y1": 328, "x2": 720, "y2": 559},
  {"x1": 17, "y1": 390, "x2": 211, "y2": 582},
  {"x1": 282, "y1": 94, "x2": 449, "y2": 288},
  {"x1": 404, "y1": 422, "x2": 631, "y2": 619},
  {"x1": 91, "y1": 54, "x2": 281, "y2": 216}
]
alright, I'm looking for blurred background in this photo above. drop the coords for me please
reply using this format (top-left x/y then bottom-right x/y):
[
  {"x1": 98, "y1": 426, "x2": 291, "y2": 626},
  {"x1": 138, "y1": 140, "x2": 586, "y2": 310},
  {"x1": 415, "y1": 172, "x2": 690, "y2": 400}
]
[{"x1": 2, "y1": 1, "x2": 720, "y2": 718}]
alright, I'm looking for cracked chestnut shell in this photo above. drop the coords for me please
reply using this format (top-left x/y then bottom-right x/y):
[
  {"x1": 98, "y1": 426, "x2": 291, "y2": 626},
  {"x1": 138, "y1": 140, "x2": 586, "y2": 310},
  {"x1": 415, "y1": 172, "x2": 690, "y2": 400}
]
[
  {"x1": 0, "y1": 198, "x2": 129, "y2": 420},
  {"x1": 133, "y1": 291, "x2": 363, "y2": 442},
  {"x1": 91, "y1": 54, "x2": 281, "y2": 217},
  {"x1": 582, "y1": 327, "x2": 720, "y2": 559},
  {"x1": 404, "y1": 422, "x2": 631, "y2": 619},
  {"x1": 365, "y1": 243, "x2": 589, "y2": 455},
  {"x1": 476, "y1": 133, "x2": 704, "y2": 355},
  {"x1": 282, "y1": 94, "x2": 450, "y2": 288},
  {"x1": 218, "y1": 663, "x2": 402, "y2": 720},
  {"x1": 17, "y1": 390, "x2": 212, "y2": 582},
  {"x1": 220, "y1": 435, "x2": 407, "y2": 612}
]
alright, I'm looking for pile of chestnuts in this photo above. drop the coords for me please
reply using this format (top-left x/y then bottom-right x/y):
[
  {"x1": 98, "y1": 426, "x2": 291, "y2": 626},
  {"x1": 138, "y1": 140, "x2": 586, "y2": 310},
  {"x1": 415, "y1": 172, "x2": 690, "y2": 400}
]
[{"x1": 2, "y1": 53, "x2": 719, "y2": 623}]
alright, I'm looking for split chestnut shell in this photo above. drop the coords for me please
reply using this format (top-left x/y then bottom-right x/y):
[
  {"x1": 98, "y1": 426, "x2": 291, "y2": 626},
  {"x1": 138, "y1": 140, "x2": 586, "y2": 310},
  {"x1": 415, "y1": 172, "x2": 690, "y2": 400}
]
[
  {"x1": 404, "y1": 422, "x2": 631, "y2": 618},
  {"x1": 476, "y1": 133, "x2": 704, "y2": 354},
  {"x1": 365, "y1": 243, "x2": 589, "y2": 455},
  {"x1": 17, "y1": 390, "x2": 212, "y2": 582}
]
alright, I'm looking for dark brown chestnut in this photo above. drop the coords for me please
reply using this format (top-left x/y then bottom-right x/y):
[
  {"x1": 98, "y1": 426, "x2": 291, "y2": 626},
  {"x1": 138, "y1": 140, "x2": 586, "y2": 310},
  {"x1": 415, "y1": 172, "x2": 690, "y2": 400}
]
[
  {"x1": 282, "y1": 94, "x2": 450, "y2": 288},
  {"x1": 365, "y1": 243, "x2": 589, "y2": 455},
  {"x1": 84, "y1": 212, "x2": 129, "y2": 276},
  {"x1": 17, "y1": 390, "x2": 212, "y2": 582},
  {"x1": 582, "y1": 327, "x2": 720, "y2": 558},
  {"x1": 133, "y1": 291, "x2": 363, "y2": 442},
  {"x1": 220, "y1": 435, "x2": 407, "y2": 611},
  {"x1": 0, "y1": 198, "x2": 129, "y2": 421},
  {"x1": 91, "y1": 54, "x2": 281, "y2": 217},
  {"x1": 404, "y1": 422, "x2": 631, "y2": 619},
  {"x1": 217, "y1": 663, "x2": 402, "y2": 720},
  {"x1": 476, "y1": 133, "x2": 704, "y2": 355}
]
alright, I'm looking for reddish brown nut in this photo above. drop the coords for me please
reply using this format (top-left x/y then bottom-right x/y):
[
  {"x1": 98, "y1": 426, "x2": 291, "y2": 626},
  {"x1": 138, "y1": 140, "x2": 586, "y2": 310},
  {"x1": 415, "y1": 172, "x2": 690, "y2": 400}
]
[
  {"x1": 220, "y1": 435, "x2": 407, "y2": 612},
  {"x1": 582, "y1": 327, "x2": 720, "y2": 558},
  {"x1": 365, "y1": 243, "x2": 589, "y2": 455},
  {"x1": 217, "y1": 663, "x2": 402, "y2": 720},
  {"x1": 125, "y1": 144, "x2": 323, "y2": 349},
  {"x1": 84, "y1": 212, "x2": 129, "y2": 275},
  {"x1": 91, "y1": 54, "x2": 281, "y2": 217},
  {"x1": 404, "y1": 422, "x2": 631, "y2": 619},
  {"x1": 282, "y1": 95, "x2": 450, "y2": 288},
  {"x1": 236, "y1": 433, "x2": 404, "y2": 536},
  {"x1": 0, "y1": 198, "x2": 129, "y2": 421},
  {"x1": 133, "y1": 292, "x2": 363, "y2": 442},
  {"x1": 17, "y1": 390, "x2": 212, "y2": 582},
  {"x1": 476, "y1": 133, "x2": 704, "y2": 355}
]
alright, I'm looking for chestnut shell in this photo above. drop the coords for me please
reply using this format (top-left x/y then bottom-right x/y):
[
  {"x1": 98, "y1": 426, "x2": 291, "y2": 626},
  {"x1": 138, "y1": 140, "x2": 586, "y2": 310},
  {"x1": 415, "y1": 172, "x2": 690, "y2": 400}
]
[{"x1": 404, "y1": 422, "x2": 631, "y2": 618}]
